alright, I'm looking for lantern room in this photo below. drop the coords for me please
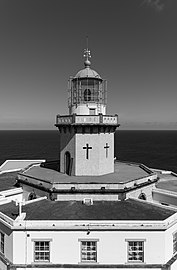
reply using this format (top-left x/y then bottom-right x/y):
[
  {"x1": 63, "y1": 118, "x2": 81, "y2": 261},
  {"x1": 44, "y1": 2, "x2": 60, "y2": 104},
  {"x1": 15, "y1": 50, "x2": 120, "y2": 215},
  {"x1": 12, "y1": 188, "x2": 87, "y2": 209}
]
[{"x1": 68, "y1": 48, "x2": 107, "y2": 115}]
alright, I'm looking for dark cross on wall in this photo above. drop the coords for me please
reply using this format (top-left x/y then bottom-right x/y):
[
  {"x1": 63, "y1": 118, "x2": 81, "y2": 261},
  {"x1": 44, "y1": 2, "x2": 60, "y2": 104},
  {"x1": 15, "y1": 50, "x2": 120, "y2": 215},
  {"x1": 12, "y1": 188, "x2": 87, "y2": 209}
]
[
  {"x1": 83, "y1": 143, "x2": 92, "y2": 159},
  {"x1": 104, "y1": 143, "x2": 110, "y2": 158}
]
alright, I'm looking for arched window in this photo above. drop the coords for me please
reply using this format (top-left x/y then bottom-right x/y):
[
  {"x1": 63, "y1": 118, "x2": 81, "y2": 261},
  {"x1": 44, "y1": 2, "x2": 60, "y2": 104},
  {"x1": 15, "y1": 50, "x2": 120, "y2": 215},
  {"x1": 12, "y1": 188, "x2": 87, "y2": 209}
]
[
  {"x1": 28, "y1": 191, "x2": 37, "y2": 200},
  {"x1": 138, "y1": 193, "x2": 147, "y2": 200},
  {"x1": 84, "y1": 89, "x2": 91, "y2": 101}
]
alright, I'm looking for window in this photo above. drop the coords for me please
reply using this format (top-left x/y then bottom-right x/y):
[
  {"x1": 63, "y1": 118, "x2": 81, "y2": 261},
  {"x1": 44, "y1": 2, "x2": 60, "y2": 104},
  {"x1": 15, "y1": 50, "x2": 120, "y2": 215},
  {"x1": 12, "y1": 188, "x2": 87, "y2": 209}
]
[
  {"x1": 81, "y1": 241, "x2": 97, "y2": 263},
  {"x1": 138, "y1": 193, "x2": 147, "y2": 200},
  {"x1": 28, "y1": 191, "x2": 37, "y2": 200},
  {"x1": 89, "y1": 108, "x2": 96, "y2": 115},
  {"x1": 0, "y1": 232, "x2": 4, "y2": 254},
  {"x1": 173, "y1": 232, "x2": 177, "y2": 254},
  {"x1": 84, "y1": 89, "x2": 91, "y2": 101},
  {"x1": 128, "y1": 241, "x2": 144, "y2": 263},
  {"x1": 34, "y1": 241, "x2": 50, "y2": 262}
]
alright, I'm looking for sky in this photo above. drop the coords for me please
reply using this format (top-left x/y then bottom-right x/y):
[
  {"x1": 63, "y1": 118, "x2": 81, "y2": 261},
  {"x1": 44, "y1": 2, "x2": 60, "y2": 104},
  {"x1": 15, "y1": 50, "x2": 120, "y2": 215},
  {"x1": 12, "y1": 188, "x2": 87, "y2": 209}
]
[{"x1": 0, "y1": 0, "x2": 177, "y2": 130}]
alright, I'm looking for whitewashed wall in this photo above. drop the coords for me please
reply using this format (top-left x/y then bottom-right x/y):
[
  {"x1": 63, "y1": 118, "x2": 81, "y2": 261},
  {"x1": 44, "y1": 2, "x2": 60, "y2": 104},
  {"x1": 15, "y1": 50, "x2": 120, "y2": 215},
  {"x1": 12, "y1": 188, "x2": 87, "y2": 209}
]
[
  {"x1": 71, "y1": 104, "x2": 106, "y2": 115},
  {"x1": 0, "y1": 260, "x2": 7, "y2": 270},
  {"x1": 11, "y1": 230, "x2": 167, "y2": 265},
  {"x1": 75, "y1": 133, "x2": 114, "y2": 176}
]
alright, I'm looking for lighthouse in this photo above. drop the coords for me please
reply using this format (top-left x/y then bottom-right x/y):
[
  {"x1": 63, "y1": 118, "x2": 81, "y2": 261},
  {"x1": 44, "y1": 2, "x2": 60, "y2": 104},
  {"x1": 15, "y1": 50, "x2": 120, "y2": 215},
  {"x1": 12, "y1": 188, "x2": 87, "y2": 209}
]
[
  {"x1": 55, "y1": 48, "x2": 119, "y2": 176},
  {"x1": 17, "y1": 47, "x2": 158, "y2": 203}
]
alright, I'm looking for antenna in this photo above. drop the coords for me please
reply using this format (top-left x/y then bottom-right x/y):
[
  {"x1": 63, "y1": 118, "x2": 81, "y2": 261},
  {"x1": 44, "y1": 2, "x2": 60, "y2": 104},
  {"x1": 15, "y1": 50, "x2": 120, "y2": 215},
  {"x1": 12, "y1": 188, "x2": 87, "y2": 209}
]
[
  {"x1": 83, "y1": 36, "x2": 91, "y2": 67},
  {"x1": 86, "y1": 36, "x2": 89, "y2": 50},
  {"x1": 84, "y1": 36, "x2": 91, "y2": 67}
]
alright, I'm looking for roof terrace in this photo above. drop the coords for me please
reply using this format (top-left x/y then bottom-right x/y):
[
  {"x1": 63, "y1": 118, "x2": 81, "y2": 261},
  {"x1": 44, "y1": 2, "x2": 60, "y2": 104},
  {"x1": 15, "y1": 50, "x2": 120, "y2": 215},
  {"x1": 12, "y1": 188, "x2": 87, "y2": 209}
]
[
  {"x1": 19, "y1": 161, "x2": 156, "y2": 187},
  {"x1": 0, "y1": 198, "x2": 176, "y2": 231}
]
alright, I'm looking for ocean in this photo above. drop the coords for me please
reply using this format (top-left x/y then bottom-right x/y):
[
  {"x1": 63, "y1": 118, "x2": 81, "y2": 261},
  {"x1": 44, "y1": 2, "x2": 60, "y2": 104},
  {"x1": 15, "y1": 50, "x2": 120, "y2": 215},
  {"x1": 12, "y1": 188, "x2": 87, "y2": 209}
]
[{"x1": 0, "y1": 130, "x2": 177, "y2": 173}]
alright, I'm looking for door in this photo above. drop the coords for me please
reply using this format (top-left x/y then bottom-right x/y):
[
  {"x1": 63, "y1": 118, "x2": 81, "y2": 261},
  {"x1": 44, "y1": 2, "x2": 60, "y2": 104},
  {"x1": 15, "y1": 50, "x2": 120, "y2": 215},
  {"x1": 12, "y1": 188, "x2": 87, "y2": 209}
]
[{"x1": 64, "y1": 151, "x2": 71, "y2": 175}]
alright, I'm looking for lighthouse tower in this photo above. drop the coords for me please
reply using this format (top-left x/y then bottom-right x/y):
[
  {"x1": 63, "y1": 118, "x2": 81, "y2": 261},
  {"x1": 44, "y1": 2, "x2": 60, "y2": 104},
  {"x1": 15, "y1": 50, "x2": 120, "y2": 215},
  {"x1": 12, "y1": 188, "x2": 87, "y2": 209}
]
[{"x1": 55, "y1": 48, "x2": 119, "y2": 176}]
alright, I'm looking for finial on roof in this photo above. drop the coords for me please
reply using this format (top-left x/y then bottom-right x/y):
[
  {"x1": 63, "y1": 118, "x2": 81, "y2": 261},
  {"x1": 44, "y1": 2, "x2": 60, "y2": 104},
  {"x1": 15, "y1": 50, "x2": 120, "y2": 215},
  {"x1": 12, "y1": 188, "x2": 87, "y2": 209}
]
[{"x1": 83, "y1": 36, "x2": 91, "y2": 68}]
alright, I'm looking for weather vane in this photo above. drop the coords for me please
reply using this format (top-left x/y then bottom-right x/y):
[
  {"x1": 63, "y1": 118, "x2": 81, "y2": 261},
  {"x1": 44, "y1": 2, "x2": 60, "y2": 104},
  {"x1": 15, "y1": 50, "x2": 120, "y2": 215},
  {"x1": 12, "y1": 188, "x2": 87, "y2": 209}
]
[{"x1": 84, "y1": 36, "x2": 91, "y2": 61}]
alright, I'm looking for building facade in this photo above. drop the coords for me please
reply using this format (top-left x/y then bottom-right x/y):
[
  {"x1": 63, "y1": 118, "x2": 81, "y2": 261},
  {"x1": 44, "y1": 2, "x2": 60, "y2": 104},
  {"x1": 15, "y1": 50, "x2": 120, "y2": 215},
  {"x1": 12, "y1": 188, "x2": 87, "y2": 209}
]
[
  {"x1": 16, "y1": 48, "x2": 158, "y2": 203},
  {"x1": 0, "y1": 48, "x2": 177, "y2": 270},
  {"x1": 0, "y1": 198, "x2": 177, "y2": 270},
  {"x1": 55, "y1": 48, "x2": 119, "y2": 176}
]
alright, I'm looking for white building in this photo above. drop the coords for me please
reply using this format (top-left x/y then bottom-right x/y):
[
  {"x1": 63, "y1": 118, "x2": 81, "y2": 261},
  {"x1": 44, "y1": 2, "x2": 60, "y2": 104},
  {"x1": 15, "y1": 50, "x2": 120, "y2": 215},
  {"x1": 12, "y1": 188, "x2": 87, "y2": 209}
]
[
  {"x1": 0, "y1": 48, "x2": 177, "y2": 270},
  {"x1": 0, "y1": 198, "x2": 177, "y2": 270},
  {"x1": 16, "y1": 48, "x2": 157, "y2": 203}
]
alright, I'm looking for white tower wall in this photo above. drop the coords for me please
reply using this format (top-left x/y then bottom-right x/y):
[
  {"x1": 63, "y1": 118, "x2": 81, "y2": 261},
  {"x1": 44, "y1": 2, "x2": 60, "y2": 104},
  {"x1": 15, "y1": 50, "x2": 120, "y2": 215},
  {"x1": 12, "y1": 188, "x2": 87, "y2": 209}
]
[
  {"x1": 75, "y1": 132, "x2": 114, "y2": 176},
  {"x1": 59, "y1": 128, "x2": 115, "y2": 176},
  {"x1": 56, "y1": 48, "x2": 119, "y2": 177},
  {"x1": 70, "y1": 103, "x2": 106, "y2": 115}
]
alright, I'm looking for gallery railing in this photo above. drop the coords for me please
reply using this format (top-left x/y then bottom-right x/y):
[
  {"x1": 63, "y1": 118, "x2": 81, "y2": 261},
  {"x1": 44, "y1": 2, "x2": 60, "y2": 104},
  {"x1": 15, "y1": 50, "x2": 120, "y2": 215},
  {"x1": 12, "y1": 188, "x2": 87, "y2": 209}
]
[{"x1": 55, "y1": 114, "x2": 118, "y2": 126}]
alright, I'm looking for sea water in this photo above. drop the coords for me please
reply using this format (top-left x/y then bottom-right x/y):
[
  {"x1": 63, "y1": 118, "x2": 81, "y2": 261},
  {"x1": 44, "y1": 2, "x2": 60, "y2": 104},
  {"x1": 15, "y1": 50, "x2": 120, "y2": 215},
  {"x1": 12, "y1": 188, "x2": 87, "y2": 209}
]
[{"x1": 0, "y1": 130, "x2": 177, "y2": 173}]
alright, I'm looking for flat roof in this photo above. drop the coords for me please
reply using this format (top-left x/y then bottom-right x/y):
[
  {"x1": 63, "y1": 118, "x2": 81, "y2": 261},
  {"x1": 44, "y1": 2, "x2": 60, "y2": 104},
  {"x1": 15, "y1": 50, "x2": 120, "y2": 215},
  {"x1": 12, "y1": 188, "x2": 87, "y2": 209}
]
[
  {"x1": 0, "y1": 198, "x2": 174, "y2": 221},
  {"x1": 156, "y1": 172, "x2": 177, "y2": 192},
  {"x1": 157, "y1": 180, "x2": 177, "y2": 193},
  {"x1": 20, "y1": 161, "x2": 153, "y2": 184},
  {"x1": 0, "y1": 160, "x2": 45, "y2": 173},
  {"x1": 0, "y1": 172, "x2": 18, "y2": 191}
]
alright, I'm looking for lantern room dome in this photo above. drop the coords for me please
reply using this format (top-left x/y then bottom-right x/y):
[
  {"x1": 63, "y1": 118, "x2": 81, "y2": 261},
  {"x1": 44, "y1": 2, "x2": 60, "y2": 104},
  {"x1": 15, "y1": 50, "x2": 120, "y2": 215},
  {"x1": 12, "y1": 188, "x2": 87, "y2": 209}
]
[
  {"x1": 74, "y1": 47, "x2": 102, "y2": 79},
  {"x1": 74, "y1": 67, "x2": 102, "y2": 79}
]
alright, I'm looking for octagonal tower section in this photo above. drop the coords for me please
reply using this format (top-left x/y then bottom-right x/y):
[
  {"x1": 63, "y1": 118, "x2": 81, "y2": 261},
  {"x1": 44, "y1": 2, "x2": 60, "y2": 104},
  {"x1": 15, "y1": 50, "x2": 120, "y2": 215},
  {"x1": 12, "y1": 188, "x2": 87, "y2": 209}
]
[{"x1": 55, "y1": 48, "x2": 119, "y2": 176}]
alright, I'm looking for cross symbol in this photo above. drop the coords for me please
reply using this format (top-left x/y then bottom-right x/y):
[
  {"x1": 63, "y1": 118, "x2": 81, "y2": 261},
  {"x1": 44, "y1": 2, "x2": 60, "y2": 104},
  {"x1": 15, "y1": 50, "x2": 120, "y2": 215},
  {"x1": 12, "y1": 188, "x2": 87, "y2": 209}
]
[
  {"x1": 104, "y1": 143, "x2": 110, "y2": 158},
  {"x1": 83, "y1": 143, "x2": 92, "y2": 159}
]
